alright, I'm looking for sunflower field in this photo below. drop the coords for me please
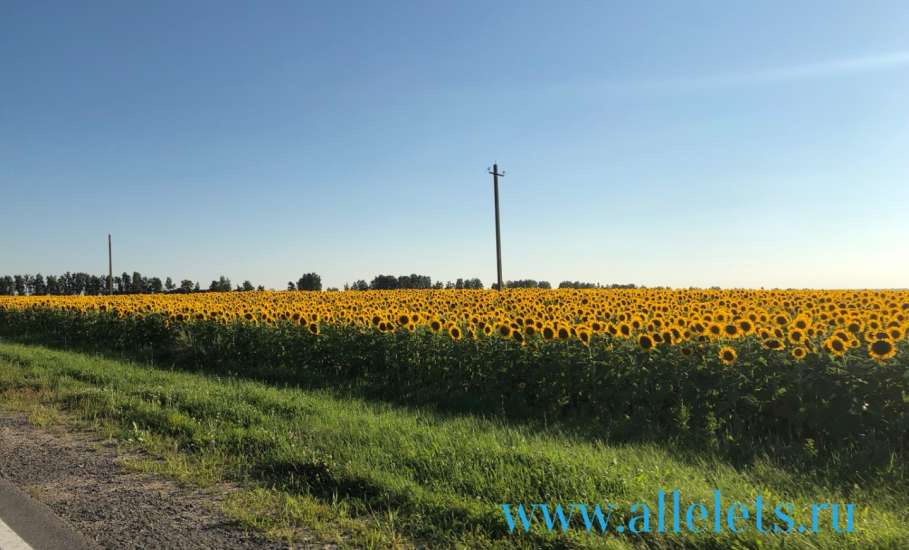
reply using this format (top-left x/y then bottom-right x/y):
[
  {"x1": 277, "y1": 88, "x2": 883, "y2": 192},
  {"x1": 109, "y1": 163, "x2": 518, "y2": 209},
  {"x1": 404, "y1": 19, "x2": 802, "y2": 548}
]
[{"x1": 1, "y1": 289, "x2": 907, "y2": 456}]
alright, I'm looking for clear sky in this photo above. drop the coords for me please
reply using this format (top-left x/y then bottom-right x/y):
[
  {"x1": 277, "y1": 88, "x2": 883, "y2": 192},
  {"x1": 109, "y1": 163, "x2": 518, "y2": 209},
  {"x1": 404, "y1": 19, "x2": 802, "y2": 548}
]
[{"x1": 2, "y1": 1, "x2": 908, "y2": 289}]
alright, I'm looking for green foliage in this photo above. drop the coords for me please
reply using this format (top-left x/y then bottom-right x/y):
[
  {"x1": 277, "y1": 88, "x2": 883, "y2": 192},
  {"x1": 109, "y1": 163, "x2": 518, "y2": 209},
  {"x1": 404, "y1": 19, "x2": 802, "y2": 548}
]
[
  {"x1": 0, "y1": 307, "x2": 905, "y2": 468},
  {"x1": 2, "y1": 343, "x2": 907, "y2": 548}
]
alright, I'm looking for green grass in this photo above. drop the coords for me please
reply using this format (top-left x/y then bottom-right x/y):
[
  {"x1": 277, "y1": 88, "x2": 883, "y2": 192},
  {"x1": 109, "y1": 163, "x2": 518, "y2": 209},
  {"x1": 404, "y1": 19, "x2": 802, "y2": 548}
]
[{"x1": 0, "y1": 341, "x2": 906, "y2": 548}]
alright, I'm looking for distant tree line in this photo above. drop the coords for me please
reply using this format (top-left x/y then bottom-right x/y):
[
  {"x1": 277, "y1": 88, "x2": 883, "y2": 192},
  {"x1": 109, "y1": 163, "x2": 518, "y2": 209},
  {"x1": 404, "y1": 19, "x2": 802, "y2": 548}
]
[
  {"x1": 343, "y1": 274, "x2": 484, "y2": 291},
  {"x1": 0, "y1": 272, "x2": 169, "y2": 296},
  {"x1": 557, "y1": 281, "x2": 639, "y2": 289},
  {"x1": 497, "y1": 279, "x2": 552, "y2": 289},
  {"x1": 1, "y1": 271, "x2": 645, "y2": 296},
  {"x1": 0, "y1": 271, "x2": 268, "y2": 296},
  {"x1": 288, "y1": 273, "x2": 323, "y2": 291}
]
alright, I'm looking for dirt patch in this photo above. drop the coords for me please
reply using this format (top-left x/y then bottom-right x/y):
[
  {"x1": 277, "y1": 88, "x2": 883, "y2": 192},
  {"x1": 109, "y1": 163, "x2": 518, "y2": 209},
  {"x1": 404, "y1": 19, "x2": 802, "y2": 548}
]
[{"x1": 0, "y1": 413, "x2": 323, "y2": 549}]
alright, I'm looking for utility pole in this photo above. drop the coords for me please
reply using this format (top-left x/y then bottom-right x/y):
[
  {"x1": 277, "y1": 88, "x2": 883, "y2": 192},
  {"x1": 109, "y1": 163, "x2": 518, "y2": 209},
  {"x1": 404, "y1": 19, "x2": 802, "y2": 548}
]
[
  {"x1": 107, "y1": 234, "x2": 113, "y2": 295},
  {"x1": 489, "y1": 163, "x2": 505, "y2": 290}
]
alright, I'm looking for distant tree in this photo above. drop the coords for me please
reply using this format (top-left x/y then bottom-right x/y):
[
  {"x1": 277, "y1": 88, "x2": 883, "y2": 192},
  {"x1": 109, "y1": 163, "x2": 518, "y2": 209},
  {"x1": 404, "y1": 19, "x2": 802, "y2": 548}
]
[
  {"x1": 119, "y1": 272, "x2": 131, "y2": 294},
  {"x1": 209, "y1": 276, "x2": 232, "y2": 292},
  {"x1": 193, "y1": 282, "x2": 201, "y2": 292},
  {"x1": 395, "y1": 274, "x2": 432, "y2": 289},
  {"x1": 297, "y1": 273, "x2": 322, "y2": 291},
  {"x1": 87, "y1": 275, "x2": 103, "y2": 295},
  {"x1": 433, "y1": 281, "x2": 444, "y2": 289},
  {"x1": 351, "y1": 279, "x2": 369, "y2": 291},
  {"x1": 499, "y1": 279, "x2": 545, "y2": 289},
  {"x1": 256, "y1": 285, "x2": 265, "y2": 291},
  {"x1": 287, "y1": 281, "x2": 296, "y2": 291},
  {"x1": 367, "y1": 274, "x2": 432, "y2": 290},
  {"x1": 74, "y1": 272, "x2": 91, "y2": 294},
  {"x1": 45, "y1": 275, "x2": 59, "y2": 295},
  {"x1": 559, "y1": 281, "x2": 598, "y2": 289},
  {"x1": 242, "y1": 280, "x2": 255, "y2": 292},
  {"x1": 164, "y1": 277, "x2": 175, "y2": 291},
  {"x1": 13, "y1": 275, "x2": 25, "y2": 295},
  {"x1": 132, "y1": 272, "x2": 146, "y2": 293},
  {"x1": 0, "y1": 276, "x2": 13, "y2": 295},
  {"x1": 179, "y1": 279, "x2": 195, "y2": 293},
  {"x1": 33, "y1": 274, "x2": 47, "y2": 295},
  {"x1": 326, "y1": 287, "x2": 339, "y2": 292},
  {"x1": 463, "y1": 278, "x2": 483, "y2": 289},
  {"x1": 21, "y1": 274, "x2": 35, "y2": 295},
  {"x1": 146, "y1": 277, "x2": 162, "y2": 293},
  {"x1": 369, "y1": 275, "x2": 398, "y2": 290}
]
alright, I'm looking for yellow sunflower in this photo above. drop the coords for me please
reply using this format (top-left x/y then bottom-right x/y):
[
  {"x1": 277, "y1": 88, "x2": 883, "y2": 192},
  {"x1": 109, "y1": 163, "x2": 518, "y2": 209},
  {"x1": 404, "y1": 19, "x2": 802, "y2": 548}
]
[
  {"x1": 718, "y1": 346, "x2": 737, "y2": 365},
  {"x1": 868, "y1": 339, "x2": 897, "y2": 362},
  {"x1": 823, "y1": 335, "x2": 847, "y2": 358}
]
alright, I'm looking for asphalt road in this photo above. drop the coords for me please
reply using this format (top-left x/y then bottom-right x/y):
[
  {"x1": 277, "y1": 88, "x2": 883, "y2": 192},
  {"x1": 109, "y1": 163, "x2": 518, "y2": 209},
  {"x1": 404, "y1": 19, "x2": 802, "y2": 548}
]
[{"x1": 0, "y1": 479, "x2": 95, "y2": 550}]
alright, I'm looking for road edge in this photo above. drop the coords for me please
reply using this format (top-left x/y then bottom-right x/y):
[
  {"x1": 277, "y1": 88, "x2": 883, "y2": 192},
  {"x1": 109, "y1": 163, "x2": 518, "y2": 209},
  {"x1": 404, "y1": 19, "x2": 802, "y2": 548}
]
[{"x1": 0, "y1": 478, "x2": 97, "y2": 550}]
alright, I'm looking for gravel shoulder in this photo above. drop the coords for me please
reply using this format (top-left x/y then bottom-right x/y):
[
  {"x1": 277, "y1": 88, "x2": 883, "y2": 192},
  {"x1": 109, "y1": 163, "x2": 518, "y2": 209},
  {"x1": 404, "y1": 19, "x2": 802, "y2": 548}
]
[{"x1": 0, "y1": 413, "x2": 293, "y2": 550}]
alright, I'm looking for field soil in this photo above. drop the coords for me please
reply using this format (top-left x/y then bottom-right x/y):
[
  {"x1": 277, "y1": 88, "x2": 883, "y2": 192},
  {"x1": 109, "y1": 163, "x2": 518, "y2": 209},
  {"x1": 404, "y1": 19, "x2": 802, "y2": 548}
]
[{"x1": 0, "y1": 412, "x2": 311, "y2": 550}]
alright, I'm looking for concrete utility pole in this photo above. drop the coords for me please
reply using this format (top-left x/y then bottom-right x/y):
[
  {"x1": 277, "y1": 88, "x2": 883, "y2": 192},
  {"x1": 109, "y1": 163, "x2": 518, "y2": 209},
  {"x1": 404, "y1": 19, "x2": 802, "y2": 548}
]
[
  {"x1": 107, "y1": 234, "x2": 113, "y2": 295},
  {"x1": 489, "y1": 163, "x2": 505, "y2": 290}
]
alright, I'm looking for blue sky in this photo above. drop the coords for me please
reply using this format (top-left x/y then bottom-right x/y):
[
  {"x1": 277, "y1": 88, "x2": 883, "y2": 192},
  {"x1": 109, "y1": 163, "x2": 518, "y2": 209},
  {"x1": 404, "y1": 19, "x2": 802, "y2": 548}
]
[{"x1": 2, "y1": 1, "x2": 908, "y2": 289}]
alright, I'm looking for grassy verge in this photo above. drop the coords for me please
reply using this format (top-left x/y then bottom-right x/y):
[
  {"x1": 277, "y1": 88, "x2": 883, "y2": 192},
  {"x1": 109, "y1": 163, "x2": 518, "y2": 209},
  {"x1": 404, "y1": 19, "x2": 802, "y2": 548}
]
[{"x1": 0, "y1": 341, "x2": 906, "y2": 548}]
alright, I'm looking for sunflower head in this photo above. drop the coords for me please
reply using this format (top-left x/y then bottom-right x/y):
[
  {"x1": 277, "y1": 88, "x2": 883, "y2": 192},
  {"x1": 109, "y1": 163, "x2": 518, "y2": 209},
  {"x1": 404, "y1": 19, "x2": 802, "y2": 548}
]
[
  {"x1": 824, "y1": 336, "x2": 847, "y2": 357},
  {"x1": 718, "y1": 346, "x2": 737, "y2": 365},
  {"x1": 737, "y1": 319, "x2": 753, "y2": 334},
  {"x1": 869, "y1": 339, "x2": 897, "y2": 362}
]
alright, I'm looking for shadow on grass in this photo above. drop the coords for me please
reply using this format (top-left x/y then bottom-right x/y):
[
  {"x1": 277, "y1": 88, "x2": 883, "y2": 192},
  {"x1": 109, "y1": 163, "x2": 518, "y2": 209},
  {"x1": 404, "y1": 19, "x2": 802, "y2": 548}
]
[{"x1": 2, "y1": 332, "x2": 905, "y2": 494}]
